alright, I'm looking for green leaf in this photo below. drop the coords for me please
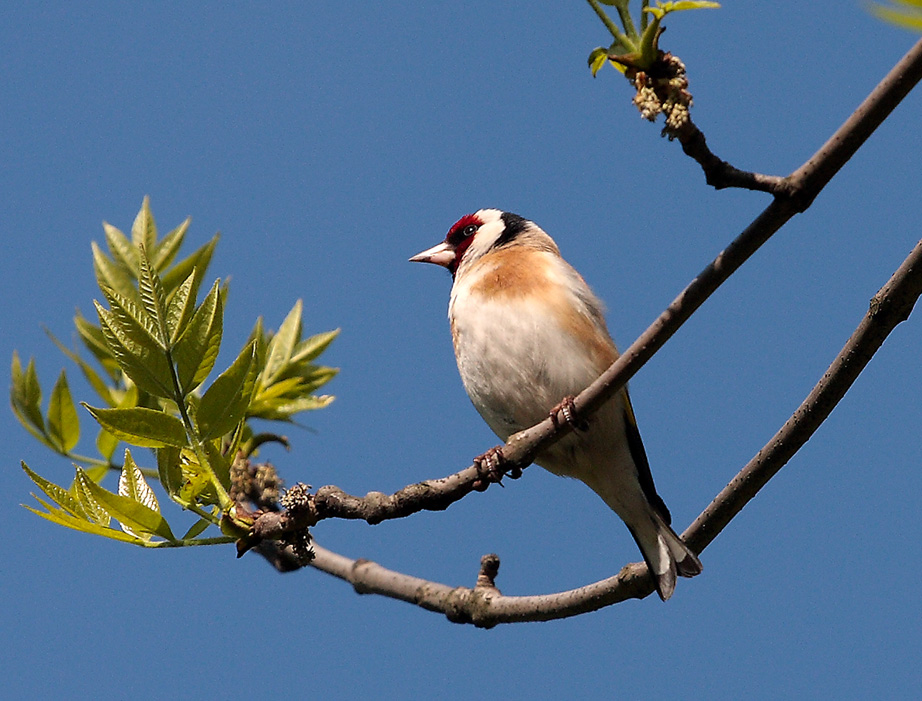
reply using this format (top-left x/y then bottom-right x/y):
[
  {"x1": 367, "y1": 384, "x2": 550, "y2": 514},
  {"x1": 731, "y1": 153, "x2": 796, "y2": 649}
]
[
  {"x1": 47, "y1": 371, "x2": 80, "y2": 452},
  {"x1": 203, "y1": 438, "x2": 231, "y2": 491},
  {"x1": 95, "y1": 302, "x2": 174, "y2": 398},
  {"x1": 172, "y1": 280, "x2": 223, "y2": 394},
  {"x1": 250, "y1": 366, "x2": 337, "y2": 412},
  {"x1": 156, "y1": 446, "x2": 184, "y2": 501},
  {"x1": 83, "y1": 465, "x2": 109, "y2": 483},
  {"x1": 11, "y1": 352, "x2": 43, "y2": 425},
  {"x1": 249, "y1": 315, "x2": 337, "y2": 420},
  {"x1": 24, "y1": 497, "x2": 146, "y2": 545},
  {"x1": 290, "y1": 328, "x2": 340, "y2": 365},
  {"x1": 96, "y1": 428, "x2": 119, "y2": 461},
  {"x1": 74, "y1": 311, "x2": 120, "y2": 380},
  {"x1": 264, "y1": 300, "x2": 303, "y2": 384},
  {"x1": 73, "y1": 468, "x2": 110, "y2": 526},
  {"x1": 152, "y1": 217, "x2": 190, "y2": 271},
  {"x1": 644, "y1": 0, "x2": 720, "y2": 19},
  {"x1": 137, "y1": 248, "x2": 170, "y2": 348},
  {"x1": 118, "y1": 449, "x2": 160, "y2": 513},
  {"x1": 161, "y1": 234, "x2": 219, "y2": 295},
  {"x1": 22, "y1": 462, "x2": 86, "y2": 518},
  {"x1": 131, "y1": 196, "x2": 157, "y2": 252},
  {"x1": 871, "y1": 2, "x2": 922, "y2": 30},
  {"x1": 76, "y1": 462, "x2": 174, "y2": 542},
  {"x1": 665, "y1": 1, "x2": 721, "y2": 10},
  {"x1": 165, "y1": 270, "x2": 198, "y2": 345},
  {"x1": 248, "y1": 316, "x2": 267, "y2": 368},
  {"x1": 252, "y1": 376, "x2": 307, "y2": 403},
  {"x1": 93, "y1": 240, "x2": 138, "y2": 304},
  {"x1": 182, "y1": 516, "x2": 214, "y2": 540},
  {"x1": 116, "y1": 380, "x2": 140, "y2": 409},
  {"x1": 45, "y1": 329, "x2": 115, "y2": 405},
  {"x1": 10, "y1": 352, "x2": 49, "y2": 444},
  {"x1": 103, "y1": 222, "x2": 140, "y2": 273},
  {"x1": 252, "y1": 394, "x2": 335, "y2": 421},
  {"x1": 84, "y1": 404, "x2": 188, "y2": 448},
  {"x1": 293, "y1": 365, "x2": 339, "y2": 393},
  {"x1": 100, "y1": 282, "x2": 164, "y2": 351},
  {"x1": 197, "y1": 340, "x2": 258, "y2": 440},
  {"x1": 178, "y1": 455, "x2": 212, "y2": 504},
  {"x1": 588, "y1": 47, "x2": 610, "y2": 76}
]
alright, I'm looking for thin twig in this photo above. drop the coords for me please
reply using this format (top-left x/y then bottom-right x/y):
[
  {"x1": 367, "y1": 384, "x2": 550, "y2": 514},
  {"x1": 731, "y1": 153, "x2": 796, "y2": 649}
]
[
  {"x1": 684, "y1": 235, "x2": 922, "y2": 555},
  {"x1": 661, "y1": 38, "x2": 922, "y2": 196},
  {"x1": 673, "y1": 118, "x2": 787, "y2": 193},
  {"x1": 586, "y1": 0, "x2": 633, "y2": 49},
  {"x1": 303, "y1": 233, "x2": 922, "y2": 625},
  {"x1": 248, "y1": 39, "x2": 922, "y2": 624},
  {"x1": 250, "y1": 37, "x2": 922, "y2": 545}
]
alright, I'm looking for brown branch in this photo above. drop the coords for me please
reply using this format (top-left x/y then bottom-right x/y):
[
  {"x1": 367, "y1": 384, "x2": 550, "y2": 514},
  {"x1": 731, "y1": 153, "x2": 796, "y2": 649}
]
[
  {"x1": 624, "y1": 52, "x2": 788, "y2": 194},
  {"x1": 684, "y1": 235, "x2": 922, "y2": 555},
  {"x1": 673, "y1": 118, "x2": 787, "y2": 193},
  {"x1": 245, "y1": 39, "x2": 922, "y2": 623},
  {"x1": 250, "y1": 37, "x2": 922, "y2": 547},
  {"x1": 644, "y1": 40, "x2": 922, "y2": 196},
  {"x1": 299, "y1": 543, "x2": 651, "y2": 627},
  {"x1": 784, "y1": 37, "x2": 922, "y2": 211},
  {"x1": 293, "y1": 233, "x2": 922, "y2": 625}
]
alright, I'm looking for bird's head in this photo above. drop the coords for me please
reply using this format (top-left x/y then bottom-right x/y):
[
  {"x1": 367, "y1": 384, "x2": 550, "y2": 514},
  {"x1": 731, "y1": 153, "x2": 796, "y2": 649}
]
[{"x1": 410, "y1": 209, "x2": 533, "y2": 278}]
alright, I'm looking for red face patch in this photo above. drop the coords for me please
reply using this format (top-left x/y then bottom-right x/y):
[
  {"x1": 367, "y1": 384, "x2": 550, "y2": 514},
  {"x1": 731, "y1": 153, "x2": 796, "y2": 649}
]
[{"x1": 444, "y1": 213, "x2": 482, "y2": 276}]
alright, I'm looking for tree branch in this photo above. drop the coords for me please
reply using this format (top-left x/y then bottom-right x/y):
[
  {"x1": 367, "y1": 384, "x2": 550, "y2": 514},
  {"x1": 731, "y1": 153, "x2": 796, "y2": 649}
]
[
  {"x1": 247, "y1": 38, "x2": 922, "y2": 624},
  {"x1": 673, "y1": 118, "x2": 787, "y2": 193},
  {"x1": 250, "y1": 37, "x2": 922, "y2": 545},
  {"x1": 648, "y1": 38, "x2": 922, "y2": 196},
  {"x1": 684, "y1": 234, "x2": 922, "y2": 555},
  {"x1": 299, "y1": 232, "x2": 922, "y2": 625}
]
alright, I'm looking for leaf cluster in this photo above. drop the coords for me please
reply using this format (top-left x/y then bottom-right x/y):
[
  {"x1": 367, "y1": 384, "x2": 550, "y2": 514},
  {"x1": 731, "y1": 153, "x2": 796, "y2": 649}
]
[
  {"x1": 586, "y1": 0, "x2": 719, "y2": 76},
  {"x1": 13, "y1": 197, "x2": 339, "y2": 548},
  {"x1": 870, "y1": 1, "x2": 922, "y2": 31}
]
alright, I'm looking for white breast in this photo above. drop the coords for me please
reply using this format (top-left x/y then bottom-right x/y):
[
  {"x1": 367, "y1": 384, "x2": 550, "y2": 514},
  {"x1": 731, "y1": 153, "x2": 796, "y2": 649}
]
[{"x1": 448, "y1": 253, "x2": 609, "y2": 442}]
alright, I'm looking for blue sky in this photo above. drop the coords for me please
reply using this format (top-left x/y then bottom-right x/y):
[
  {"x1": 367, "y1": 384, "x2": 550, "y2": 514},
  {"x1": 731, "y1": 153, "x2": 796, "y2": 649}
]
[{"x1": 2, "y1": 2, "x2": 921, "y2": 699}]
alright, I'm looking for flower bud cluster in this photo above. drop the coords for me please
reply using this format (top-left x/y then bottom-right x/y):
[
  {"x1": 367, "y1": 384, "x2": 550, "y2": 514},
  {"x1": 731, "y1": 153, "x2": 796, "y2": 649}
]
[
  {"x1": 230, "y1": 454, "x2": 283, "y2": 509},
  {"x1": 630, "y1": 53, "x2": 693, "y2": 140}
]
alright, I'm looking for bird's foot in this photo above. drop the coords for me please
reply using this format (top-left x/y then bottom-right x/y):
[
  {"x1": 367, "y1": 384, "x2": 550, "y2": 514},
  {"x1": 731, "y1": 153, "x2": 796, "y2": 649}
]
[
  {"x1": 549, "y1": 396, "x2": 589, "y2": 432},
  {"x1": 472, "y1": 446, "x2": 521, "y2": 490}
]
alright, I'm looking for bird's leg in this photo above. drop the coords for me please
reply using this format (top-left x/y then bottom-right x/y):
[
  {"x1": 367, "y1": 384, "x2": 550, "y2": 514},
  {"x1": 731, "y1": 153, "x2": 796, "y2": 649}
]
[
  {"x1": 472, "y1": 446, "x2": 521, "y2": 490},
  {"x1": 549, "y1": 396, "x2": 589, "y2": 432}
]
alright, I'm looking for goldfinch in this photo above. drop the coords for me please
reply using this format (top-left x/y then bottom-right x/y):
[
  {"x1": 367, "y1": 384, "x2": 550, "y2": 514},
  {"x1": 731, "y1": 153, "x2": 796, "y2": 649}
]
[{"x1": 411, "y1": 209, "x2": 701, "y2": 600}]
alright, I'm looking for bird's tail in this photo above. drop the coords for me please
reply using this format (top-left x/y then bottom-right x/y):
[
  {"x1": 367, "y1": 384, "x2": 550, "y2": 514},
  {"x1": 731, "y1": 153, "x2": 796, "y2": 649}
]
[{"x1": 629, "y1": 512, "x2": 702, "y2": 601}]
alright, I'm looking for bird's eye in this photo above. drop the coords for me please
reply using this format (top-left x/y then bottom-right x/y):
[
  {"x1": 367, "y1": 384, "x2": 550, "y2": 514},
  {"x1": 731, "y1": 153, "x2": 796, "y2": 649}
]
[{"x1": 446, "y1": 216, "x2": 481, "y2": 247}]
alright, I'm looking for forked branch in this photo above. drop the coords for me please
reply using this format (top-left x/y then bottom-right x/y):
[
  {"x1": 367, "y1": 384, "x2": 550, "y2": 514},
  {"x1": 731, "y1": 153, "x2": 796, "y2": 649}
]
[
  {"x1": 635, "y1": 38, "x2": 922, "y2": 196},
  {"x1": 247, "y1": 38, "x2": 922, "y2": 624},
  {"x1": 251, "y1": 37, "x2": 922, "y2": 541},
  {"x1": 295, "y1": 231, "x2": 922, "y2": 626}
]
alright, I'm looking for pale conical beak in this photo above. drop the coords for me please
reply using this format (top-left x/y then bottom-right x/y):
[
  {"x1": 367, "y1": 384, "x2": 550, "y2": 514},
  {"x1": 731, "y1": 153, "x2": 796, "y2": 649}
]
[{"x1": 409, "y1": 241, "x2": 456, "y2": 268}]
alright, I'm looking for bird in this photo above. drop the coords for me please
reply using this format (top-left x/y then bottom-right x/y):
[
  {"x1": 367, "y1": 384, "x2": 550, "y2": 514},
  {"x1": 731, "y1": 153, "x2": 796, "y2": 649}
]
[{"x1": 410, "y1": 208, "x2": 701, "y2": 600}]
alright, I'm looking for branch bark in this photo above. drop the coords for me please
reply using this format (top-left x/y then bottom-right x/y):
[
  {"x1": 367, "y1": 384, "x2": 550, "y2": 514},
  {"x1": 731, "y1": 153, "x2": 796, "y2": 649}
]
[
  {"x1": 304, "y1": 232, "x2": 922, "y2": 626},
  {"x1": 684, "y1": 235, "x2": 922, "y2": 555},
  {"x1": 251, "y1": 37, "x2": 922, "y2": 542},
  {"x1": 248, "y1": 38, "x2": 922, "y2": 624},
  {"x1": 674, "y1": 38, "x2": 922, "y2": 196},
  {"x1": 673, "y1": 118, "x2": 787, "y2": 193}
]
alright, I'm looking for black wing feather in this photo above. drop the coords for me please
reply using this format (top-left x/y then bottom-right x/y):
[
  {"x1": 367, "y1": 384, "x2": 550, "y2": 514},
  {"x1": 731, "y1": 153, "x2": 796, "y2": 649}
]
[{"x1": 621, "y1": 389, "x2": 671, "y2": 525}]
